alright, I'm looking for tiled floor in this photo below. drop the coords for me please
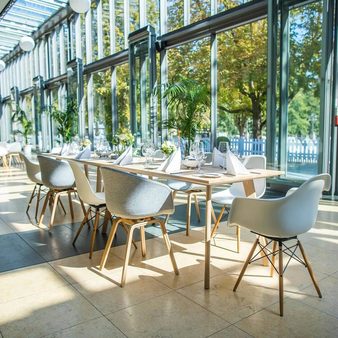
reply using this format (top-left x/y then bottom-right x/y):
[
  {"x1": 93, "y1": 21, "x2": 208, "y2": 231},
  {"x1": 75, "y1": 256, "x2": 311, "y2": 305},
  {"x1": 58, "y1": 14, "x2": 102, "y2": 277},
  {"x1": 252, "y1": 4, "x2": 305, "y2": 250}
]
[{"x1": 0, "y1": 166, "x2": 338, "y2": 337}]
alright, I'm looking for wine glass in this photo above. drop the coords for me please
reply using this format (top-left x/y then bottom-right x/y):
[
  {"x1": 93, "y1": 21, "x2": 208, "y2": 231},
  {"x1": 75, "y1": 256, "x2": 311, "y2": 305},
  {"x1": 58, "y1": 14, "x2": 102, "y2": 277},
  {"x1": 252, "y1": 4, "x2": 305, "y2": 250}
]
[
  {"x1": 218, "y1": 141, "x2": 229, "y2": 153},
  {"x1": 142, "y1": 140, "x2": 156, "y2": 168},
  {"x1": 191, "y1": 141, "x2": 205, "y2": 172}
]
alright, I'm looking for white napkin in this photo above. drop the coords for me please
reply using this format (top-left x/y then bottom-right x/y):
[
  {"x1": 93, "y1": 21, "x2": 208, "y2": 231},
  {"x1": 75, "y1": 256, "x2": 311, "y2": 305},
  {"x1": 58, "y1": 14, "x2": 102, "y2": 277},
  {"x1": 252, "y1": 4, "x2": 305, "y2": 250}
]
[
  {"x1": 226, "y1": 150, "x2": 249, "y2": 175},
  {"x1": 114, "y1": 146, "x2": 133, "y2": 166},
  {"x1": 212, "y1": 147, "x2": 226, "y2": 168},
  {"x1": 158, "y1": 149, "x2": 181, "y2": 173},
  {"x1": 75, "y1": 147, "x2": 91, "y2": 160},
  {"x1": 50, "y1": 147, "x2": 62, "y2": 155}
]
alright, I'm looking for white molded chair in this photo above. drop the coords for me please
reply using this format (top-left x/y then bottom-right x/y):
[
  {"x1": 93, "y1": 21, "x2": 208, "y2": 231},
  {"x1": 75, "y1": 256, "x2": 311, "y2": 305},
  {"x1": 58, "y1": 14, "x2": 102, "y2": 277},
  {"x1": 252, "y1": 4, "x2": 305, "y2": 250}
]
[
  {"x1": 211, "y1": 155, "x2": 266, "y2": 252},
  {"x1": 100, "y1": 167, "x2": 179, "y2": 287},
  {"x1": 68, "y1": 160, "x2": 106, "y2": 258},
  {"x1": 20, "y1": 153, "x2": 44, "y2": 220},
  {"x1": 7, "y1": 142, "x2": 22, "y2": 167},
  {"x1": 38, "y1": 155, "x2": 77, "y2": 229},
  {"x1": 229, "y1": 173, "x2": 331, "y2": 316}
]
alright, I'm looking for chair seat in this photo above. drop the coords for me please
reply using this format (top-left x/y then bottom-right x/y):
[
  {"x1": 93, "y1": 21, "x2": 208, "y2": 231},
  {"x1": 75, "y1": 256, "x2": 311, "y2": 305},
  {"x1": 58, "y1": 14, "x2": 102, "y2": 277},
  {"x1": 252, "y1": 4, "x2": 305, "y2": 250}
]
[{"x1": 211, "y1": 188, "x2": 236, "y2": 205}]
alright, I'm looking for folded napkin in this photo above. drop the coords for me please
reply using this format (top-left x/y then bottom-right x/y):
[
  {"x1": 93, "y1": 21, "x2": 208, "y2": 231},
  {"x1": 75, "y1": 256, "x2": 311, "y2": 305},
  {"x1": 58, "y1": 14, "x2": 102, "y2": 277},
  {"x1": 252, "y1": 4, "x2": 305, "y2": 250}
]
[
  {"x1": 158, "y1": 149, "x2": 181, "y2": 173},
  {"x1": 212, "y1": 147, "x2": 226, "y2": 168},
  {"x1": 114, "y1": 146, "x2": 133, "y2": 166},
  {"x1": 50, "y1": 147, "x2": 62, "y2": 155},
  {"x1": 75, "y1": 147, "x2": 91, "y2": 160},
  {"x1": 226, "y1": 150, "x2": 249, "y2": 175},
  {"x1": 60, "y1": 144, "x2": 70, "y2": 156}
]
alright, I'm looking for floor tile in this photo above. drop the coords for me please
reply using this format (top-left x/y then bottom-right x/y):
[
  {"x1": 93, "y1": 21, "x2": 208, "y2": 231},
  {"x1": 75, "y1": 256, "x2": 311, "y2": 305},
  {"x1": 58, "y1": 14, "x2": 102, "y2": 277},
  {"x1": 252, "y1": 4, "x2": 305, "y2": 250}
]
[
  {"x1": 0, "y1": 263, "x2": 68, "y2": 304},
  {"x1": 43, "y1": 316, "x2": 126, "y2": 338},
  {"x1": 236, "y1": 299, "x2": 338, "y2": 338},
  {"x1": 107, "y1": 291, "x2": 229, "y2": 338},
  {"x1": 209, "y1": 325, "x2": 253, "y2": 338},
  {"x1": 73, "y1": 265, "x2": 172, "y2": 315},
  {"x1": 178, "y1": 274, "x2": 278, "y2": 324},
  {"x1": 0, "y1": 233, "x2": 45, "y2": 272},
  {"x1": 0, "y1": 285, "x2": 101, "y2": 338}
]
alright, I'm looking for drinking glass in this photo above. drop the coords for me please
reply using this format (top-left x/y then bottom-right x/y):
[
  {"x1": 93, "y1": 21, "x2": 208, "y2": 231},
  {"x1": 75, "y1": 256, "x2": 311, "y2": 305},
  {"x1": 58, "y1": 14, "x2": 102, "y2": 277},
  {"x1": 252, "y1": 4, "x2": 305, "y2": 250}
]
[{"x1": 142, "y1": 141, "x2": 156, "y2": 168}]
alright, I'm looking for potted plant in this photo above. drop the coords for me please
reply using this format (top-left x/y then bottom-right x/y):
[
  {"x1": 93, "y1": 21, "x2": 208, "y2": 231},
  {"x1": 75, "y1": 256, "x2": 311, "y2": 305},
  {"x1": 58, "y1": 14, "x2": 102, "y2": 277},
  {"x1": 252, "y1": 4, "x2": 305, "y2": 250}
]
[
  {"x1": 161, "y1": 140, "x2": 176, "y2": 157},
  {"x1": 51, "y1": 99, "x2": 78, "y2": 146},
  {"x1": 112, "y1": 127, "x2": 134, "y2": 154},
  {"x1": 162, "y1": 76, "x2": 210, "y2": 155},
  {"x1": 11, "y1": 106, "x2": 33, "y2": 155}
]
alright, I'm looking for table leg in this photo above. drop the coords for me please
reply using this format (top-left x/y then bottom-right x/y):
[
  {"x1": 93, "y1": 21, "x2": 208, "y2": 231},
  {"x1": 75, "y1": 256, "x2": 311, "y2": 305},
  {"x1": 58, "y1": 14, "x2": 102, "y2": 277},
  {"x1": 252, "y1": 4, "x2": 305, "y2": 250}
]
[
  {"x1": 96, "y1": 167, "x2": 102, "y2": 192},
  {"x1": 204, "y1": 185, "x2": 212, "y2": 289}
]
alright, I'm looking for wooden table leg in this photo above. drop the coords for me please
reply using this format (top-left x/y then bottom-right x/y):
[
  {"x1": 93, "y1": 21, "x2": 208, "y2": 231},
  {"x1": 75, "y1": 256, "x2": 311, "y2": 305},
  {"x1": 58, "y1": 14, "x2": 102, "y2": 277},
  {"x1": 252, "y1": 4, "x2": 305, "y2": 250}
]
[
  {"x1": 96, "y1": 167, "x2": 102, "y2": 192},
  {"x1": 204, "y1": 185, "x2": 212, "y2": 289}
]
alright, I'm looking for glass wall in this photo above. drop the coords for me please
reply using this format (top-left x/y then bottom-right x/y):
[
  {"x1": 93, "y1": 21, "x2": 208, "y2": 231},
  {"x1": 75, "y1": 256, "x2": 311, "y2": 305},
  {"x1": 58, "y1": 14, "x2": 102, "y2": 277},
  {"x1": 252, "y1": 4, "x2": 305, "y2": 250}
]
[
  {"x1": 0, "y1": 0, "x2": 337, "y2": 193},
  {"x1": 286, "y1": 1, "x2": 323, "y2": 178},
  {"x1": 217, "y1": 19, "x2": 268, "y2": 155}
]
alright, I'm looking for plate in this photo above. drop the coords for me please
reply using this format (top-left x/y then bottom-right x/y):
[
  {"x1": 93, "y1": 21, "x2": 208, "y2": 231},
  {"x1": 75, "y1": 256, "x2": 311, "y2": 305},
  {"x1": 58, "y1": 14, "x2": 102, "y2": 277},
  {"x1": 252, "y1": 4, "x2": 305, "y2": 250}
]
[{"x1": 195, "y1": 173, "x2": 222, "y2": 178}]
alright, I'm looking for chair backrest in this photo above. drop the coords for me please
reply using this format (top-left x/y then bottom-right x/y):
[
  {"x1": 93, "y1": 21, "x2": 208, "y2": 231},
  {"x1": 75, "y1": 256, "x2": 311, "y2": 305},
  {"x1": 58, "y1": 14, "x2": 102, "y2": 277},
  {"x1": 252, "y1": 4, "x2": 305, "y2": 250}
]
[
  {"x1": 229, "y1": 174, "x2": 331, "y2": 238},
  {"x1": 7, "y1": 142, "x2": 22, "y2": 152},
  {"x1": 101, "y1": 167, "x2": 174, "y2": 219},
  {"x1": 0, "y1": 144, "x2": 8, "y2": 156},
  {"x1": 229, "y1": 155, "x2": 266, "y2": 198},
  {"x1": 20, "y1": 153, "x2": 40, "y2": 183},
  {"x1": 37, "y1": 155, "x2": 75, "y2": 189},
  {"x1": 274, "y1": 173, "x2": 330, "y2": 236},
  {"x1": 67, "y1": 160, "x2": 100, "y2": 205}
]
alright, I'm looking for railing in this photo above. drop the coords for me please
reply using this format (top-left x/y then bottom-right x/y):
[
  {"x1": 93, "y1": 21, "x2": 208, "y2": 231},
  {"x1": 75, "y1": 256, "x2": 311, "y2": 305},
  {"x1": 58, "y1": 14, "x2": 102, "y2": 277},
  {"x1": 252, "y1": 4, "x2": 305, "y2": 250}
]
[{"x1": 228, "y1": 137, "x2": 318, "y2": 163}]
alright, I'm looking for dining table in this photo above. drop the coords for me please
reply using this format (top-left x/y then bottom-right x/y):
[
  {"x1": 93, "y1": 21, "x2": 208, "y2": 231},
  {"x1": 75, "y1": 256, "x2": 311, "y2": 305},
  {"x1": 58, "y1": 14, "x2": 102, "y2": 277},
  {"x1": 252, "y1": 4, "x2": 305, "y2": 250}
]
[{"x1": 68, "y1": 156, "x2": 284, "y2": 289}]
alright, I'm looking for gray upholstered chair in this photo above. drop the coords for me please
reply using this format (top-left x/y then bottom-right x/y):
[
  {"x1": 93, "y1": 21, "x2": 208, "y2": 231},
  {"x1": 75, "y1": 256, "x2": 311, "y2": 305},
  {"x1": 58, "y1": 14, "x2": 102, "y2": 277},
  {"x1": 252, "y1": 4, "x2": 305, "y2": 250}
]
[
  {"x1": 100, "y1": 167, "x2": 179, "y2": 287},
  {"x1": 20, "y1": 153, "x2": 44, "y2": 220},
  {"x1": 211, "y1": 155, "x2": 266, "y2": 252},
  {"x1": 37, "y1": 155, "x2": 76, "y2": 229},
  {"x1": 229, "y1": 173, "x2": 331, "y2": 316}
]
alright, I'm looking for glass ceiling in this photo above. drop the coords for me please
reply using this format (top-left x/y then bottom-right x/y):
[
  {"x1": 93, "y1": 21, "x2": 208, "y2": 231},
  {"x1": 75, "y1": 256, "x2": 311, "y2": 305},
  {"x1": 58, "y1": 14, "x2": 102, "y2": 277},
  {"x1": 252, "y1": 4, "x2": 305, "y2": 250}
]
[{"x1": 0, "y1": 0, "x2": 68, "y2": 59}]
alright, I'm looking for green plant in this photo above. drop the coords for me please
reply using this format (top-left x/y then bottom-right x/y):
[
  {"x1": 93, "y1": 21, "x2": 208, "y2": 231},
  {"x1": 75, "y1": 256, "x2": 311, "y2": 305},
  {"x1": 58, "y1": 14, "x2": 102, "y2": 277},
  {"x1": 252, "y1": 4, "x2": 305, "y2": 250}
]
[
  {"x1": 161, "y1": 140, "x2": 176, "y2": 156},
  {"x1": 162, "y1": 76, "x2": 210, "y2": 151},
  {"x1": 112, "y1": 127, "x2": 134, "y2": 149},
  {"x1": 11, "y1": 106, "x2": 33, "y2": 144},
  {"x1": 51, "y1": 99, "x2": 78, "y2": 143}
]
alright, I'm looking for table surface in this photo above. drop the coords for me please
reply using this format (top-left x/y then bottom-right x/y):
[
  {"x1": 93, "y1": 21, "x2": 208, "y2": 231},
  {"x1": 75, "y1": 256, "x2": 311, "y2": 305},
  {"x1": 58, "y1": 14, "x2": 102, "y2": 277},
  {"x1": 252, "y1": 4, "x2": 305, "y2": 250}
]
[{"x1": 76, "y1": 157, "x2": 283, "y2": 187}]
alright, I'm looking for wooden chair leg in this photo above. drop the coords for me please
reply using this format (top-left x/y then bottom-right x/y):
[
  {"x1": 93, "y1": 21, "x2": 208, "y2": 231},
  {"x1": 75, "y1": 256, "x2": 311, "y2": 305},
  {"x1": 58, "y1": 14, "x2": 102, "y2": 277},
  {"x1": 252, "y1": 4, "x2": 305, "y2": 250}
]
[
  {"x1": 298, "y1": 240, "x2": 322, "y2": 298},
  {"x1": 158, "y1": 216, "x2": 179, "y2": 275},
  {"x1": 270, "y1": 241, "x2": 277, "y2": 277},
  {"x1": 121, "y1": 222, "x2": 138, "y2": 249},
  {"x1": 79, "y1": 198, "x2": 86, "y2": 216},
  {"x1": 73, "y1": 207, "x2": 91, "y2": 245},
  {"x1": 121, "y1": 225, "x2": 137, "y2": 287},
  {"x1": 100, "y1": 218, "x2": 120, "y2": 270},
  {"x1": 68, "y1": 191, "x2": 74, "y2": 220},
  {"x1": 89, "y1": 208, "x2": 100, "y2": 259},
  {"x1": 233, "y1": 238, "x2": 259, "y2": 292},
  {"x1": 236, "y1": 226, "x2": 241, "y2": 253},
  {"x1": 26, "y1": 184, "x2": 37, "y2": 213},
  {"x1": 49, "y1": 192, "x2": 61, "y2": 229},
  {"x1": 186, "y1": 193, "x2": 192, "y2": 236},
  {"x1": 57, "y1": 196, "x2": 67, "y2": 214},
  {"x1": 35, "y1": 185, "x2": 42, "y2": 220},
  {"x1": 140, "y1": 226, "x2": 147, "y2": 257},
  {"x1": 211, "y1": 205, "x2": 217, "y2": 224},
  {"x1": 194, "y1": 194, "x2": 201, "y2": 222},
  {"x1": 211, "y1": 206, "x2": 225, "y2": 237},
  {"x1": 101, "y1": 209, "x2": 110, "y2": 234},
  {"x1": 38, "y1": 191, "x2": 51, "y2": 226},
  {"x1": 278, "y1": 241, "x2": 284, "y2": 316}
]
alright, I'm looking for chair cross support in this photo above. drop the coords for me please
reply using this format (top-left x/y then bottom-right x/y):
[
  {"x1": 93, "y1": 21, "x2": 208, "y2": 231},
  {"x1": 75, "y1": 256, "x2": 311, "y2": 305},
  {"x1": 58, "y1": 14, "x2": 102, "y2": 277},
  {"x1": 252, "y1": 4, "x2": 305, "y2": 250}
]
[{"x1": 233, "y1": 236, "x2": 322, "y2": 316}]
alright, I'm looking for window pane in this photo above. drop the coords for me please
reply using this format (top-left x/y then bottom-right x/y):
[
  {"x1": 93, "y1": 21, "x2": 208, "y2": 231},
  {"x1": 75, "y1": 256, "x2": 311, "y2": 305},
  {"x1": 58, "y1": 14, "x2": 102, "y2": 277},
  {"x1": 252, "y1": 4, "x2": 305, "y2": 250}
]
[
  {"x1": 168, "y1": 0, "x2": 184, "y2": 32},
  {"x1": 217, "y1": 19, "x2": 268, "y2": 155}
]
